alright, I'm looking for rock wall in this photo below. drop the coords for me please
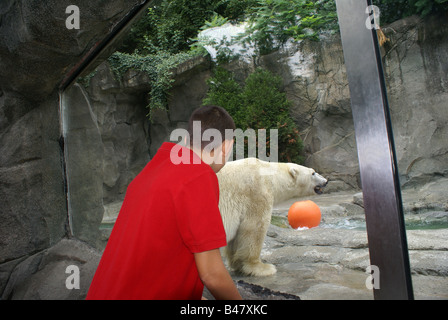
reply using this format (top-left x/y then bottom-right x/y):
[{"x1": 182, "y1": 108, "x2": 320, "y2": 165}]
[
  {"x1": 84, "y1": 63, "x2": 150, "y2": 205},
  {"x1": 147, "y1": 55, "x2": 213, "y2": 157},
  {"x1": 253, "y1": 14, "x2": 448, "y2": 190},
  {"x1": 258, "y1": 37, "x2": 359, "y2": 191},
  {"x1": 383, "y1": 15, "x2": 448, "y2": 187},
  {"x1": 0, "y1": 0, "x2": 151, "y2": 299},
  {"x1": 61, "y1": 63, "x2": 152, "y2": 246}
]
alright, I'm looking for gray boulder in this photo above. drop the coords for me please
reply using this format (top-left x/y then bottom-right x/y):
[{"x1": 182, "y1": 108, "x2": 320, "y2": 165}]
[{"x1": 1, "y1": 238, "x2": 101, "y2": 300}]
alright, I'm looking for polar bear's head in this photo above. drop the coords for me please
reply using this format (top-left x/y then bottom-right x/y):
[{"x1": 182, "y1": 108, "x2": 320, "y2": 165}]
[{"x1": 288, "y1": 164, "x2": 328, "y2": 196}]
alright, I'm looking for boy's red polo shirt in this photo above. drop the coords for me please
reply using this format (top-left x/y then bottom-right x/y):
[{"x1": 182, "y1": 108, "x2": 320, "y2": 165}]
[{"x1": 86, "y1": 142, "x2": 227, "y2": 300}]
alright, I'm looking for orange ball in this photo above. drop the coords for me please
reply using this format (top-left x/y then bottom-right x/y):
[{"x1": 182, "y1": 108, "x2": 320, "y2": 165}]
[{"x1": 288, "y1": 200, "x2": 321, "y2": 229}]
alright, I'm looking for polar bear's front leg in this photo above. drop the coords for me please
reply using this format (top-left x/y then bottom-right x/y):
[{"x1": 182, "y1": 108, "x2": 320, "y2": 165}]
[{"x1": 225, "y1": 209, "x2": 276, "y2": 277}]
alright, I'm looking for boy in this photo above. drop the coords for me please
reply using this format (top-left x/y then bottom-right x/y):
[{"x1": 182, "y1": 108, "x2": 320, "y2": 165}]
[{"x1": 86, "y1": 105, "x2": 242, "y2": 300}]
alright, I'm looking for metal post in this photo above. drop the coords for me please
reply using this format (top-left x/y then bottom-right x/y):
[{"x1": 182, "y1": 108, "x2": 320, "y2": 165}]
[{"x1": 335, "y1": 0, "x2": 414, "y2": 299}]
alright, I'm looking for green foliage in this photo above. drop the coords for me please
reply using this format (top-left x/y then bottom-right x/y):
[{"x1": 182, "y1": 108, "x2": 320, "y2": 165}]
[
  {"x1": 118, "y1": 1, "x2": 216, "y2": 54},
  {"x1": 239, "y1": 0, "x2": 338, "y2": 55},
  {"x1": 77, "y1": 70, "x2": 97, "y2": 88},
  {"x1": 218, "y1": 0, "x2": 260, "y2": 21},
  {"x1": 118, "y1": 0, "x2": 448, "y2": 55},
  {"x1": 374, "y1": 0, "x2": 448, "y2": 24},
  {"x1": 203, "y1": 67, "x2": 244, "y2": 123},
  {"x1": 204, "y1": 67, "x2": 304, "y2": 163},
  {"x1": 417, "y1": 0, "x2": 448, "y2": 16},
  {"x1": 107, "y1": 51, "x2": 200, "y2": 117},
  {"x1": 200, "y1": 12, "x2": 230, "y2": 30},
  {"x1": 409, "y1": 0, "x2": 448, "y2": 17},
  {"x1": 119, "y1": 0, "x2": 254, "y2": 54}
]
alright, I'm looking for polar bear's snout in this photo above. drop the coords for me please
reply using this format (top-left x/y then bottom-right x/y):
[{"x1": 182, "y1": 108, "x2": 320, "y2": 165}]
[{"x1": 312, "y1": 171, "x2": 328, "y2": 195}]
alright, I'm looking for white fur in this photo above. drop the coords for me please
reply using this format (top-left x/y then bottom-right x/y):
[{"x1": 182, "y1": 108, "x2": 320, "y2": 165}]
[{"x1": 217, "y1": 158, "x2": 327, "y2": 276}]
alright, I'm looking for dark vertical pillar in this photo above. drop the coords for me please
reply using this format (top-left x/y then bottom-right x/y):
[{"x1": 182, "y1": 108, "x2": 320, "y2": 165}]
[{"x1": 335, "y1": 0, "x2": 414, "y2": 299}]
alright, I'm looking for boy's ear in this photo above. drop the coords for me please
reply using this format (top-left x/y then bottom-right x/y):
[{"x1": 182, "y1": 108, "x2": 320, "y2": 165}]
[{"x1": 223, "y1": 139, "x2": 234, "y2": 157}]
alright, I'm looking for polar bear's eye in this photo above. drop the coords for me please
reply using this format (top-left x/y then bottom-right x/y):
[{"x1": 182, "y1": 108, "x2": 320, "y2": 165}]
[{"x1": 312, "y1": 172, "x2": 315, "y2": 176}]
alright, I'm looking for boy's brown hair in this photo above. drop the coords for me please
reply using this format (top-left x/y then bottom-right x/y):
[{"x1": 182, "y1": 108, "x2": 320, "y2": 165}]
[{"x1": 187, "y1": 105, "x2": 236, "y2": 149}]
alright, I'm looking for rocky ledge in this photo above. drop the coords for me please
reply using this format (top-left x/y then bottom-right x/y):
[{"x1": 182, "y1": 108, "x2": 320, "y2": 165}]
[{"x1": 228, "y1": 178, "x2": 448, "y2": 300}]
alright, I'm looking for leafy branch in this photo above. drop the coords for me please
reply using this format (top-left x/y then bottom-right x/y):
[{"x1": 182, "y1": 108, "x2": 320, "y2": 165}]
[{"x1": 107, "y1": 51, "x2": 203, "y2": 118}]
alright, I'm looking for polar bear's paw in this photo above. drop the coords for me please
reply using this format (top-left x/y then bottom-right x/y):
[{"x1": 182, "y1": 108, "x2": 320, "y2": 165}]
[{"x1": 241, "y1": 262, "x2": 277, "y2": 277}]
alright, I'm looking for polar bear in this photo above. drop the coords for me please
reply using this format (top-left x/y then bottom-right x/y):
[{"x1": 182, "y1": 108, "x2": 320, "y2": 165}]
[{"x1": 217, "y1": 158, "x2": 328, "y2": 277}]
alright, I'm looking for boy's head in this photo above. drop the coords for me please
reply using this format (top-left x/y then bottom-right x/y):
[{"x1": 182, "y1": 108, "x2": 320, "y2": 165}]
[{"x1": 187, "y1": 105, "x2": 236, "y2": 173}]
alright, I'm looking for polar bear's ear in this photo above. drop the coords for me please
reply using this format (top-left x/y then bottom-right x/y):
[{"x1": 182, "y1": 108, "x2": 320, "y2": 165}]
[{"x1": 289, "y1": 167, "x2": 299, "y2": 179}]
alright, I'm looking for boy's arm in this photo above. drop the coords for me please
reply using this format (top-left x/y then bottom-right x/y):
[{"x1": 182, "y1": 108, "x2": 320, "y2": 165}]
[{"x1": 194, "y1": 249, "x2": 242, "y2": 300}]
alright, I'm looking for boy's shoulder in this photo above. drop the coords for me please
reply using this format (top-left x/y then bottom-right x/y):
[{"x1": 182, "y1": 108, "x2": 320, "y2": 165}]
[{"x1": 172, "y1": 161, "x2": 218, "y2": 189}]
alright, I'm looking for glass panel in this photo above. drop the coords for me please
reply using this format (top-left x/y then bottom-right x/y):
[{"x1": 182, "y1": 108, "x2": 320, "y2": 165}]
[
  {"x1": 61, "y1": 77, "x2": 150, "y2": 249},
  {"x1": 59, "y1": 1, "x2": 448, "y2": 300},
  {"x1": 60, "y1": 1, "x2": 373, "y2": 300},
  {"x1": 382, "y1": 14, "x2": 448, "y2": 299}
]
